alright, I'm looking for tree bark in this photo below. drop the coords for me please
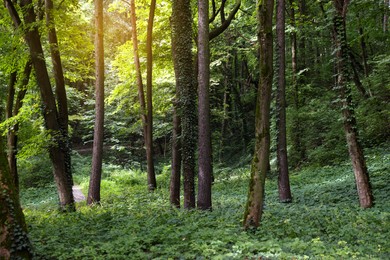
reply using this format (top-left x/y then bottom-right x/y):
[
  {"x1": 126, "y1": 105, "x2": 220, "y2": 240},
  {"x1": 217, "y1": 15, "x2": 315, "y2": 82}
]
[
  {"x1": 276, "y1": 0, "x2": 292, "y2": 203},
  {"x1": 171, "y1": 0, "x2": 196, "y2": 209},
  {"x1": 170, "y1": 102, "x2": 181, "y2": 207},
  {"x1": 88, "y1": 0, "x2": 105, "y2": 205},
  {"x1": 197, "y1": 0, "x2": 212, "y2": 211},
  {"x1": 130, "y1": 0, "x2": 157, "y2": 191},
  {"x1": 6, "y1": 0, "x2": 75, "y2": 211},
  {"x1": 288, "y1": 0, "x2": 305, "y2": 166},
  {"x1": 45, "y1": 0, "x2": 73, "y2": 188},
  {"x1": 6, "y1": 61, "x2": 32, "y2": 194},
  {"x1": 243, "y1": 0, "x2": 274, "y2": 229},
  {"x1": 146, "y1": 0, "x2": 157, "y2": 191},
  {"x1": 333, "y1": 0, "x2": 373, "y2": 208},
  {"x1": 1, "y1": 116, "x2": 33, "y2": 259}
]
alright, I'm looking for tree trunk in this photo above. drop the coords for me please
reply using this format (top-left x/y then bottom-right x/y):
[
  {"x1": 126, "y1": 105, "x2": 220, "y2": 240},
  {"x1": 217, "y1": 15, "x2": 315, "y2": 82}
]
[
  {"x1": 349, "y1": 52, "x2": 369, "y2": 98},
  {"x1": 171, "y1": 0, "x2": 196, "y2": 209},
  {"x1": 276, "y1": 0, "x2": 292, "y2": 203},
  {"x1": 130, "y1": 0, "x2": 157, "y2": 191},
  {"x1": 354, "y1": 16, "x2": 370, "y2": 80},
  {"x1": 197, "y1": 0, "x2": 212, "y2": 210},
  {"x1": 45, "y1": 0, "x2": 73, "y2": 188},
  {"x1": 219, "y1": 62, "x2": 231, "y2": 162},
  {"x1": 7, "y1": 0, "x2": 75, "y2": 211},
  {"x1": 6, "y1": 61, "x2": 32, "y2": 194},
  {"x1": 243, "y1": 0, "x2": 274, "y2": 229},
  {"x1": 170, "y1": 102, "x2": 181, "y2": 207},
  {"x1": 289, "y1": 0, "x2": 305, "y2": 166},
  {"x1": 6, "y1": 71, "x2": 17, "y2": 188},
  {"x1": 146, "y1": 0, "x2": 157, "y2": 190},
  {"x1": 87, "y1": 0, "x2": 105, "y2": 205},
  {"x1": 333, "y1": 0, "x2": 373, "y2": 208},
  {"x1": 0, "y1": 117, "x2": 33, "y2": 259}
]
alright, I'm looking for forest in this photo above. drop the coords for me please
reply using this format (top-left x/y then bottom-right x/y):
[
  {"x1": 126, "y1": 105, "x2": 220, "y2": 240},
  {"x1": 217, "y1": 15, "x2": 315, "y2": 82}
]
[{"x1": 0, "y1": 0, "x2": 389, "y2": 258}]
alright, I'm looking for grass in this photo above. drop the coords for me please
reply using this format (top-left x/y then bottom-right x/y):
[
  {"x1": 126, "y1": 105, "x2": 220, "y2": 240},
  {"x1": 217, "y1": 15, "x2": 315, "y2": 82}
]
[{"x1": 21, "y1": 146, "x2": 390, "y2": 259}]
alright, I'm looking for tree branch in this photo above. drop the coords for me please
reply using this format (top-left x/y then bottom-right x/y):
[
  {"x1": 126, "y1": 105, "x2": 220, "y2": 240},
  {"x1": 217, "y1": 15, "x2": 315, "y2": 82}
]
[{"x1": 209, "y1": 0, "x2": 241, "y2": 41}]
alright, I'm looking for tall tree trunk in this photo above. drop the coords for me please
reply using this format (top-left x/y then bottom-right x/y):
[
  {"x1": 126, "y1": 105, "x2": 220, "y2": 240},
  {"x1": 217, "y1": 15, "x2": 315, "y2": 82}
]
[
  {"x1": 243, "y1": 0, "x2": 274, "y2": 229},
  {"x1": 276, "y1": 0, "x2": 292, "y2": 203},
  {"x1": 333, "y1": 0, "x2": 373, "y2": 208},
  {"x1": 6, "y1": 0, "x2": 75, "y2": 211},
  {"x1": 130, "y1": 0, "x2": 157, "y2": 191},
  {"x1": 6, "y1": 61, "x2": 31, "y2": 194},
  {"x1": 197, "y1": 0, "x2": 212, "y2": 210},
  {"x1": 87, "y1": 0, "x2": 105, "y2": 205},
  {"x1": 170, "y1": 102, "x2": 181, "y2": 207},
  {"x1": 289, "y1": 0, "x2": 304, "y2": 166},
  {"x1": 0, "y1": 132, "x2": 33, "y2": 259},
  {"x1": 45, "y1": 0, "x2": 73, "y2": 188},
  {"x1": 146, "y1": 0, "x2": 157, "y2": 190},
  {"x1": 171, "y1": 0, "x2": 196, "y2": 209},
  {"x1": 219, "y1": 62, "x2": 231, "y2": 162}
]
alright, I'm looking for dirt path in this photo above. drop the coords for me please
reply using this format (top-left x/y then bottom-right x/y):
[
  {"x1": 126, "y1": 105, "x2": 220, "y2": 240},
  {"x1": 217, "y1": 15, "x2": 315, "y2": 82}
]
[{"x1": 72, "y1": 185, "x2": 86, "y2": 202}]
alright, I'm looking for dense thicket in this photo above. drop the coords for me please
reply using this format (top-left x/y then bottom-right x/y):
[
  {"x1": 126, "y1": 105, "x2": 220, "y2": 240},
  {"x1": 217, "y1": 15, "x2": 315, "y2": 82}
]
[{"x1": 1, "y1": 0, "x2": 388, "y2": 174}]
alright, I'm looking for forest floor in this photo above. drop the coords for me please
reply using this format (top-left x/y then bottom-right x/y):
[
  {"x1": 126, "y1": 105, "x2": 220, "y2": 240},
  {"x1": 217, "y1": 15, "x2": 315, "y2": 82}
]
[{"x1": 20, "y1": 145, "x2": 389, "y2": 259}]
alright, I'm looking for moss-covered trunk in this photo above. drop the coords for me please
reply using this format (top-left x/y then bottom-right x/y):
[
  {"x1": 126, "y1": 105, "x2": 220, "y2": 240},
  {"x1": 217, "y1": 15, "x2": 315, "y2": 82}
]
[
  {"x1": 333, "y1": 0, "x2": 373, "y2": 208},
  {"x1": 243, "y1": 0, "x2": 274, "y2": 229},
  {"x1": 0, "y1": 130, "x2": 33, "y2": 259},
  {"x1": 171, "y1": 0, "x2": 196, "y2": 209}
]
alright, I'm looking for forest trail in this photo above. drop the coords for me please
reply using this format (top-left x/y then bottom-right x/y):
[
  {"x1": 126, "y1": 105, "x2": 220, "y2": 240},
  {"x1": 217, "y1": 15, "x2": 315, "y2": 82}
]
[{"x1": 72, "y1": 185, "x2": 86, "y2": 202}]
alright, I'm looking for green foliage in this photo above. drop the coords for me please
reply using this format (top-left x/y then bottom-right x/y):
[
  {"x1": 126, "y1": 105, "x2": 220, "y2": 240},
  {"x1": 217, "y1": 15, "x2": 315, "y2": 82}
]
[{"x1": 21, "y1": 146, "x2": 390, "y2": 259}]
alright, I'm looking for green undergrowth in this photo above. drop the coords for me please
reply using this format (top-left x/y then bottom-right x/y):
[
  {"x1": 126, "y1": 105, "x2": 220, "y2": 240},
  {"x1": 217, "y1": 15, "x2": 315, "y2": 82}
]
[{"x1": 21, "y1": 146, "x2": 390, "y2": 259}]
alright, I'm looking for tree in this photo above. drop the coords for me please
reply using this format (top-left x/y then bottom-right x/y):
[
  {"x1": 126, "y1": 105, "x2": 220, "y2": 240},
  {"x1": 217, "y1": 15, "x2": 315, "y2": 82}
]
[
  {"x1": 45, "y1": 0, "x2": 73, "y2": 189},
  {"x1": 5, "y1": 0, "x2": 75, "y2": 211},
  {"x1": 196, "y1": 0, "x2": 241, "y2": 210},
  {"x1": 276, "y1": 0, "x2": 292, "y2": 202},
  {"x1": 6, "y1": 60, "x2": 31, "y2": 194},
  {"x1": 332, "y1": 0, "x2": 373, "y2": 208},
  {"x1": 243, "y1": 0, "x2": 274, "y2": 229},
  {"x1": 171, "y1": 0, "x2": 196, "y2": 209},
  {"x1": 88, "y1": 0, "x2": 105, "y2": 205},
  {"x1": 146, "y1": 0, "x2": 157, "y2": 190},
  {"x1": 197, "y1": 0, "x2": 212, "y2": 210},
  {"x1": 288, "y1": 0, "x2": 305, "y2": 166},
  {"x1": 0, "y1": 112, "x2": 33, "y2": 259},
  {"x1": 130, "y1": 0, "x2": 156, "y2": 191},
  {"x1": 169, "y1": 101, "x2": 181, "y2": 207}
]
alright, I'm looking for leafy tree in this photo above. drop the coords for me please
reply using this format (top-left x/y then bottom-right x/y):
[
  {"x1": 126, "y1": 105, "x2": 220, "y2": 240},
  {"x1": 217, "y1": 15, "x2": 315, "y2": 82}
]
[{"x1": 5, "y1": 0, "x2": 75, "y2": 211}]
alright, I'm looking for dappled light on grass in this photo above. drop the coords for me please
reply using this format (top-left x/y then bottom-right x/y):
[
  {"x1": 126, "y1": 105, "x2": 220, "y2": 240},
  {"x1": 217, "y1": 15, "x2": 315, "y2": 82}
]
[{"x1": 21, "y1": 146, "x2": 390, "y2": 259}]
